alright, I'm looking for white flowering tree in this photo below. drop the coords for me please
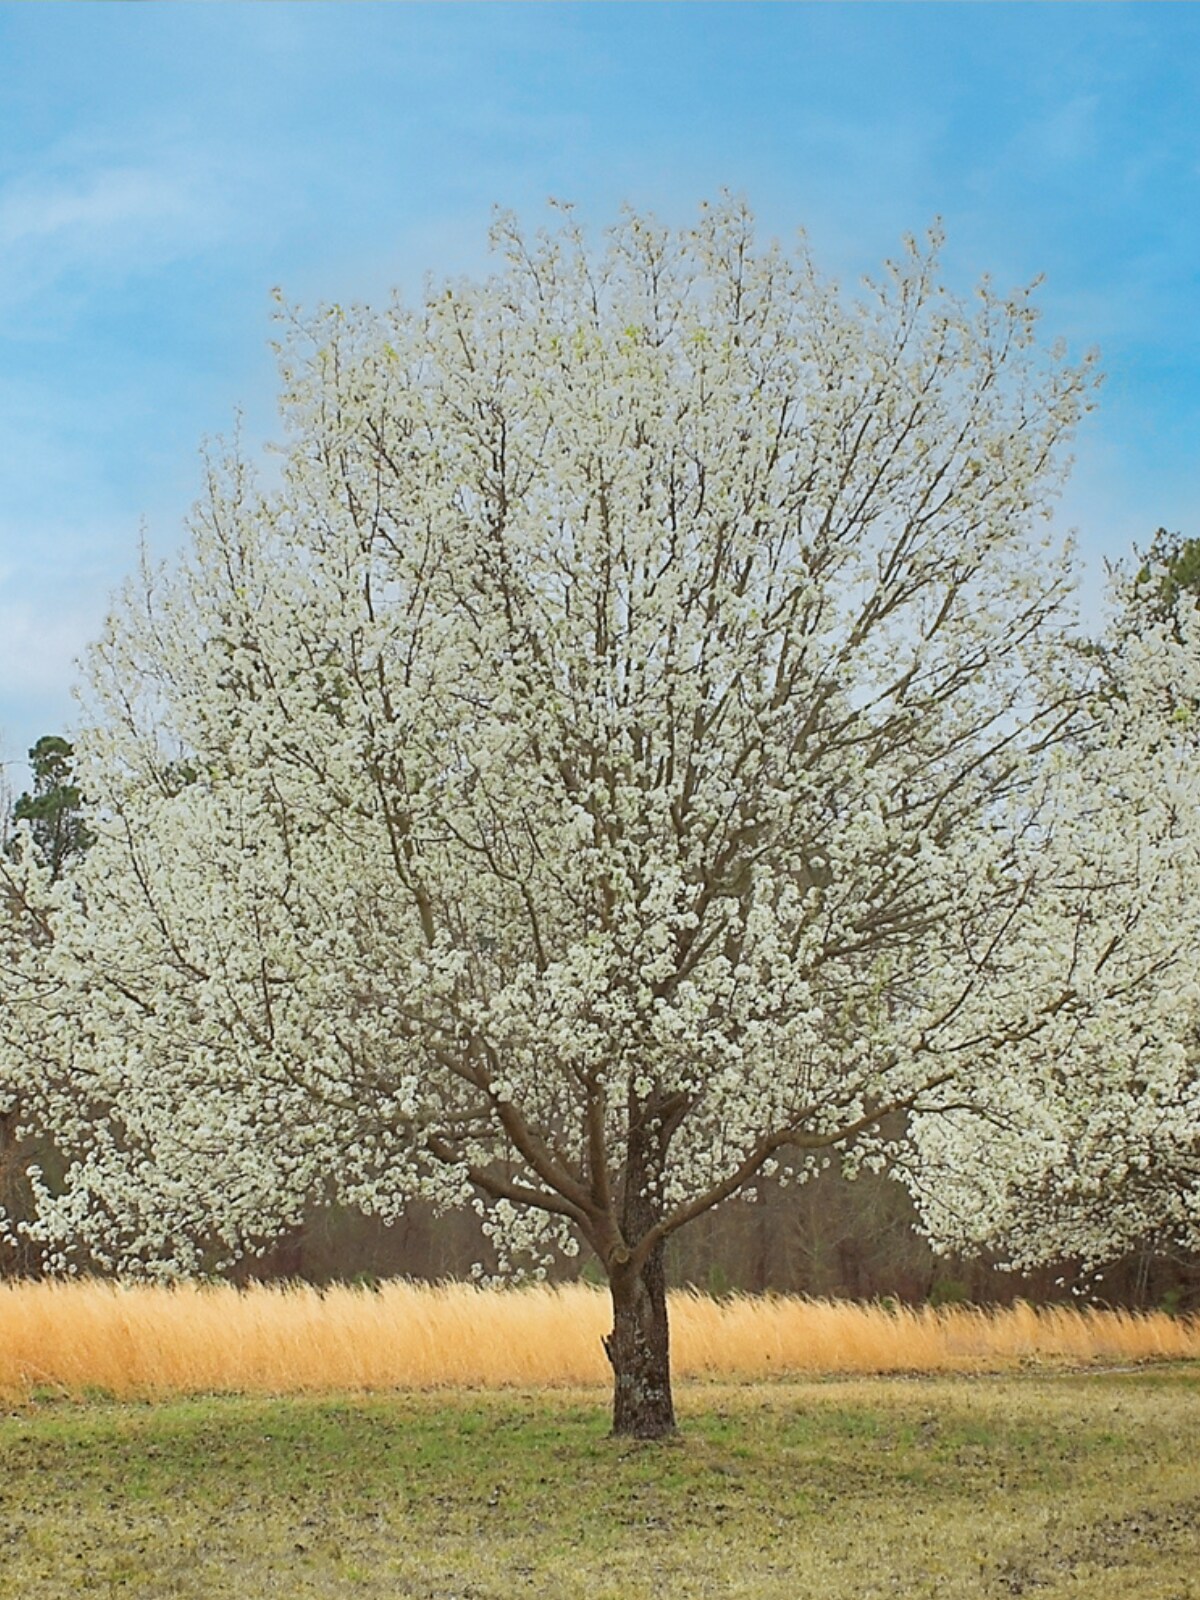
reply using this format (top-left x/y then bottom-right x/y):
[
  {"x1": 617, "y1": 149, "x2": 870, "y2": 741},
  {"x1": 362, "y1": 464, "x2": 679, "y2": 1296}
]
[
  {"x1": 3, "y1": 202, "x2": 1193, "y2": 1435},
  {"x1": 910, "y1": 562, "x2": 1200, "y2": 1278}
]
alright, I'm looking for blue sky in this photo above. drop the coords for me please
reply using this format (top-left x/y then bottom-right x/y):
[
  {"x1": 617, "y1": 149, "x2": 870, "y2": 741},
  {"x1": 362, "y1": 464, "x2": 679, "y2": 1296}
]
[{"x1": 2, "y1": 2, "x2": 1198, "y2": 787}]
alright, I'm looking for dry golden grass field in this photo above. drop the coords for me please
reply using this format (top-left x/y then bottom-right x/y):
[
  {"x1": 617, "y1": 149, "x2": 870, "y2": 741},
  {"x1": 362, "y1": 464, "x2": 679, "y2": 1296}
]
[{"x1": 2, "y1": 1277, "x2": 1198, "y2": 1400}]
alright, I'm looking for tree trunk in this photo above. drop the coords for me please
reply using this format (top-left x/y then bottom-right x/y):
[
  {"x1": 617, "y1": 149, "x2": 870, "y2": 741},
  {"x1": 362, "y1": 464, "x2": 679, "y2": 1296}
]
[{"x1": 603, "y1": 1241, "x2": 677, "y2": 1439}]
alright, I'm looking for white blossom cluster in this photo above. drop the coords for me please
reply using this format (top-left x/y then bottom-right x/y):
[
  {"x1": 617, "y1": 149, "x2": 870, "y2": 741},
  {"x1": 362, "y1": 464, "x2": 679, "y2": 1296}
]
[
  {"x1": 2, "y1": 200, "x2": 1191, "y2": 1280},
  {"x1": 909, "y1": 575, "x2": 1200, "y2": 1269}
]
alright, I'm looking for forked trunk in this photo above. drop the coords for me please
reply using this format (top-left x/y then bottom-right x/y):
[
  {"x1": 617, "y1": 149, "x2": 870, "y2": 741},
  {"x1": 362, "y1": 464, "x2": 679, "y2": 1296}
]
[{"x1": 603, "y1": 1240, "x2": 676, "y2": 1439}]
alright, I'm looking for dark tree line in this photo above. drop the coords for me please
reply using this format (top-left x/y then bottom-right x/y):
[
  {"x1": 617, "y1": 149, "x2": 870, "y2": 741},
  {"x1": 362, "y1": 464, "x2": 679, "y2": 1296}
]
[{"x1": 8, "y1": 735, "x2": 92, "y2": 880}]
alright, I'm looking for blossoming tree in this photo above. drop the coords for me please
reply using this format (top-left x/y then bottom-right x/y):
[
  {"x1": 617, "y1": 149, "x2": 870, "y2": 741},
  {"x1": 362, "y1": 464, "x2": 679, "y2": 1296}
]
[
  {"x1": 910, "y1": 562, "x2": 1200, "y2": 1277},
  {"x1": 3, "y1": 202, "x2": 1195, "y2": 1436}
]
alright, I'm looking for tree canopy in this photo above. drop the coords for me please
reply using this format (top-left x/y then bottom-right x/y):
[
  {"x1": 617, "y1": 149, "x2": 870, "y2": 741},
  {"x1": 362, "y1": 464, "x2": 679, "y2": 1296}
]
[
  {"x1": 2, "y1": 202, "x2": 1196, "y2": 1436},
  {"x1": 10, "y1": 736, "x2": 91, "y2": 881},
  {"x1": 1134, "y1": 528, "x2": 1200, "y2": 630},
  {"x1": 911, "y1": 546, "x2": 1200, "y2": 1274}
]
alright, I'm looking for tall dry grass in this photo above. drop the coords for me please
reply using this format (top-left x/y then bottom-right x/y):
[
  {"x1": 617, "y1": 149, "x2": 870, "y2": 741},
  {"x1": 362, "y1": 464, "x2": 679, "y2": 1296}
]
[{"x1": 1, "y1": 1278, "x2": 1196, "y2": 1402}]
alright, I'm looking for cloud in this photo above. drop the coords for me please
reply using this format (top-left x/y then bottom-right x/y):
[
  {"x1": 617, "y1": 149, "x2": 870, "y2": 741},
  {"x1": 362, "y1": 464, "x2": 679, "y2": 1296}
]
[
  {"x1": 0, "y1": 163, "x2": 198, "y2": 244},
  {"x1": 0, "y1": 142, "x2": 246, "y2": 324},
  {"x1": 0, "y1": 590, "x2": 99, "y2": 702}
]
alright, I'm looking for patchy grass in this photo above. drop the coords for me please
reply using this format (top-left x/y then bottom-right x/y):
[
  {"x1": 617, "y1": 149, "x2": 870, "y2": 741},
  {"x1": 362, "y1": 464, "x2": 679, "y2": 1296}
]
[
  {"x1": 2, "y1": 1278, "x2": 1197, "y2": 1400},
  {"x1": 3, "y1": 1370, "x2": 1199, "y2": 1597}
]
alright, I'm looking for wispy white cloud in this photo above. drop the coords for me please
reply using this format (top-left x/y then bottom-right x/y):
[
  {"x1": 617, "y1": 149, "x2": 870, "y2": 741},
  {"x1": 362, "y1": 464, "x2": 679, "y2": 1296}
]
[
  {"x1": 0, "y1": 162, "x2": 197, "y2": 244},
  {"x1": 0, "y1": 141, "x2": 254, "y2": 323},
  {"x1": 0, "y1": 592, "x2": 96, "y2": 701}
]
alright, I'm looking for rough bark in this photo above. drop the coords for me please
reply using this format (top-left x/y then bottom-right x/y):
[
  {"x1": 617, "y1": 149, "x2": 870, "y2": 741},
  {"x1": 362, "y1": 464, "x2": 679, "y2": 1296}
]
[
  {"x1": 603, "y1": 1244, "x2": 676, "y2": 1438},
  {"x1": 602, "y1": 1101, "x2": 678, "y2": 1438}
]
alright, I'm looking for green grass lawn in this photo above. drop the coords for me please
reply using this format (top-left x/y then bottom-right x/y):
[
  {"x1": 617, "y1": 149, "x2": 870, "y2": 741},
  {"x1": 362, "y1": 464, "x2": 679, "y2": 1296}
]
[{"x1": 3, "y1": 1369, "x2": 1198, "y2": 1598}]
